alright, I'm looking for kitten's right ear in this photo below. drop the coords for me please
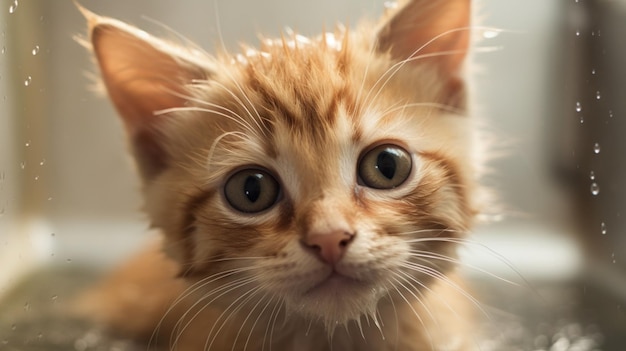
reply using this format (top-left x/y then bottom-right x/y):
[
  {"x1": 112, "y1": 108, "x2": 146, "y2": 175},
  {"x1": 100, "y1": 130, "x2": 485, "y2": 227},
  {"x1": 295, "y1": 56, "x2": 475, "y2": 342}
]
[{"x1": 79, "y1": 6, "x2": 214, "y2": 179}]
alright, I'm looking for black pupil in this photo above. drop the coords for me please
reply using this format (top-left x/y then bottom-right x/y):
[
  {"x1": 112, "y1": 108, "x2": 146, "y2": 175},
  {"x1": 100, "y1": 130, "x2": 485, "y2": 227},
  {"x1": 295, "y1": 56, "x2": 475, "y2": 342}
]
[
  {"x1": 244, "y1": 174, "x2": 262, "y2": 202},
  {"x1": 376, "y1": 151, "x2": 397, "y2": 180}
]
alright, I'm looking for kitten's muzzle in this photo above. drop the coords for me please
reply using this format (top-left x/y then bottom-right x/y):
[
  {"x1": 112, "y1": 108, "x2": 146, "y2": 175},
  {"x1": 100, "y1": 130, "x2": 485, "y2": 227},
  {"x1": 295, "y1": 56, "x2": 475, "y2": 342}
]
[{"x1": 301, "y1": 230, "x2": 355, "y2": 265}]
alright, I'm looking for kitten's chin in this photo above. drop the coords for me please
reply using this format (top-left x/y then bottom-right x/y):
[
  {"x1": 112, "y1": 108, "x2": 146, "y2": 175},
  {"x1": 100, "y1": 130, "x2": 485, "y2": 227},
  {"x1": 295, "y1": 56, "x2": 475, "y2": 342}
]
[{"x1": 285, "y1": 273, "x2": 386, "y2": 330}]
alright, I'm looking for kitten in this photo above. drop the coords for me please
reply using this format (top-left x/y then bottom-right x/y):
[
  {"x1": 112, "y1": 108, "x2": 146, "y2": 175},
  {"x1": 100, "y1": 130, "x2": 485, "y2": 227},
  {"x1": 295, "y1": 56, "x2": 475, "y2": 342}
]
[{"x1": 77, "y1": 0, "x2": 482, "y2": 350}]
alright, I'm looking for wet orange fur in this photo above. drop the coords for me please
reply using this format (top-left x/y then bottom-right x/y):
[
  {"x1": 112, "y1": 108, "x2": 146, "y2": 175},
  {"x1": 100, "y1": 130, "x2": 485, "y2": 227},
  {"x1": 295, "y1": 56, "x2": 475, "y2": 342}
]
[{"x1": 77, "y1": 1, "x2": 485, "y2": 350}]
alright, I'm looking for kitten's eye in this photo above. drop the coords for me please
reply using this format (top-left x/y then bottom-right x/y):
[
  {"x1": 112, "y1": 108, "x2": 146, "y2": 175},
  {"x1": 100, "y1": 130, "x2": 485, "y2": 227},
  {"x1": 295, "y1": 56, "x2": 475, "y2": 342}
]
[
  {"x1": 358, "y1": 144, "x2": 412, "y2": 189},
  {"x1": 224, "y1": 169, "x2": 280, "y2": 213}
]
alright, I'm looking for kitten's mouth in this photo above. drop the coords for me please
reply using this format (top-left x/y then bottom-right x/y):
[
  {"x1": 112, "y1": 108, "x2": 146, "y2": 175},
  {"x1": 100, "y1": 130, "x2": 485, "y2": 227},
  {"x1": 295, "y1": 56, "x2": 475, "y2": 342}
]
[{"x1": 305, "y1": 271, "x2": 367, "y2": 295}]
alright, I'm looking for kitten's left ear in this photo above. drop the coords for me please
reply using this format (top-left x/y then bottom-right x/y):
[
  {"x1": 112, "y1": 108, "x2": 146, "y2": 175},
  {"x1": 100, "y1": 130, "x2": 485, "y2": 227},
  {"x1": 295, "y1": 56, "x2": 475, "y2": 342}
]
[
  {"x1": 376, "y1": 0, "x2": 471, "y2": 78},
  {"x1": 80, "y1": 7, "x2": 214, "y2": 179}
]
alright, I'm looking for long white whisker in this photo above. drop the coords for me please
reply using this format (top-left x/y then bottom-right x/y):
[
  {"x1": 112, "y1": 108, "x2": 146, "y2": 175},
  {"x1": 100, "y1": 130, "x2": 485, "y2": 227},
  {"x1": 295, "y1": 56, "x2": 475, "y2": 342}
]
[
  {"x1": 409, "y1": 249, "x2": 520, "y2": 286},
  {"x1": 387, "y1": 277, "x2": 435, "y2": 351},
  {"x1": 204, "y1": 285, "x2": 264, "y2": 351},
  {"x1": 171, "y1": 276, "x2": 256, "y2": 349},
  {"x1": 402, "y1": 262, "x2": 488, "y2": 319}
]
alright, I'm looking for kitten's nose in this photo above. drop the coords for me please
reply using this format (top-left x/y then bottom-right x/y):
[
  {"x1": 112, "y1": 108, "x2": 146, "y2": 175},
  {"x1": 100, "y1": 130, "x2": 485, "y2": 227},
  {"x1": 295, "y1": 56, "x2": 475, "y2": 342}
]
[{"x1": 302, "y1": 231, "x2": 355, "y2": 265}]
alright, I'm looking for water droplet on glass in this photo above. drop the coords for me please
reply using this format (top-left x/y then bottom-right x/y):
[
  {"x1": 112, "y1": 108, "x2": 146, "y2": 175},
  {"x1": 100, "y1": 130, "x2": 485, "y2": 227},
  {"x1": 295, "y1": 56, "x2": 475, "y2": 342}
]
[
  {"x1": 39, "y1": 159, "x2": 45, "y2": 166},
  {"x1": 47, "y1": 196, "x2": 53, "y2": 201},
  {"x1": 593, "y1": 142, "x2": 601, "y2": 154},
  {"x1": 31, "y1": 45, "x2": 39, "y2": 55},
  {"x1": 590, "y1": 182, "x2": 600, "y2": 196},
  {"x1": 609, "y1": 110, "x2": 614, "y2": 118},
  {"x1": 601, "y1": 222, "x2": 607, "y2": 235},
  {"x1": 575, "y1": 101, "x2": 582, "y2": 112},
  {"x1": 11, "y1": 324, "x2": 16, "y2": 331},
  {"x1": 66, "y1": 258, "x2": 72, "y2": 263},
  {"x1": 579, "y1": 115, "x2": 584, "y2": 124},
  {"x1": 37, "y1": 332, "x2": 43, "y2": 339},
  {"x1": 591, "y1": 68, "x2": 596, "y2": 75},
  {"x1": 24, "y1": 76, "x2": 31, "y2": 86},
  {"x1": 590, "y1": 171, "x2": 595, "y2": 180},
  {"x1": 383, "y1": 1, "x2": 398, "y2": 9},
  {"x1": 8, "y1": 0, "x2": 17, "y2": 14},
  {"x1": 23, "y1": 302, "x2": 30, "y2": 311},
  {"x1": 612, "y1": 252, "x2": 616, "y2": 264},
  {"x1": 34, "y1": 175, "x2": 39, "y2": 181},
  {"x1": 1, "y1": 46, "x2": 5, "y2": 54},
  {"x1": 1, "y1": 339, "x2": 7, "y2": 345},
  {"x1": 20, "y1": 161, "x2": 26, "y2": 169},
  {"x1": 51, "y1": 232, "x2": 55, "y2": 237},
  {"x1": 575, "y1": 30, "x2": 580, "y2": 36},
  {"x1": 596, "y1": 90, "x2": 601, "y2": 100},
  {"x1": 51, "y1": 295, "x2": 58, "y2": 303},
  {"x1": 25, "y1": 140, "x2": 30, "y2": 147},
  {"x1": 482, "y1": 30, "x2": 500, "y2": 39}
]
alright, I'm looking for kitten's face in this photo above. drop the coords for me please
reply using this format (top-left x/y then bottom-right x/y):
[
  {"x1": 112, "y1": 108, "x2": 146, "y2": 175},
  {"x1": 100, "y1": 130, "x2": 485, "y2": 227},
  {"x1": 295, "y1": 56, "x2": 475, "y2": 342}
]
[{"x1": 84, "y1": 0, "x2": 475, "y2": 330}]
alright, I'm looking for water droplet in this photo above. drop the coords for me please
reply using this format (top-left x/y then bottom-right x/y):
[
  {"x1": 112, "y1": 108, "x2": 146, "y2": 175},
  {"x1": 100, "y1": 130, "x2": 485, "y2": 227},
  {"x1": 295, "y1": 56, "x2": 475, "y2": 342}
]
[
  {"x1": 51, "y1": 295, "x2": 58, "y2": 301},
  {"x1": 601, "y1": 222, "x2": 607, "y2": 235},
  {"x1": 1, "y1": 339, "x2": 7, "y2": 345},
  {"x1": 37, "y1": 332, "x2": 43, "y2": 339},
  {"x1": 482, "y1": 30, "x2": 500, "y2": 39},
  {"x1": 8, "y1": 0, "x2": 17, "y2": 14},
  {"x1": 590, "y1": 182, "x2": 600, "y2": 196},
  {"x1": 11, "y1": 324, "x2": 16, "y2": 331},
  {"x1": 23, "y1": 302, "x2": 30, "y2": 311},
  {"x1": 24, "y1": 76, "x2": 31, "y2": 86},
  {"x1": 1, "y1": 46, "x2": 5, "y2": 54},
  {"x1": 47, "y1": 196, "x2": 53, "y2": 201},
  {"x1": 612, "y1": 252, "x2": 616, "y2": 264},
  {"x1": 579, "y1": 115, "x2": 584, "y2": 124},
  {"x1": 34, "y1": 175, "x2": 39, "y2": 181},
  {"x1": 590, "y1": 171, "x2": 595, "y2": 180},
  {"x1": 31, "y1": 45, "x2": 40, "y2": 55},
  {"x1": 593, "y1": 142, "x2": 601, "y2": 154},
  {"x1": 609, "y1": 110, "x2": 614, "y2": 118},
  {"x1": 383, "y1": 1, "x2": 398, "y2": 9},
  {"x1": 39, "y1": 159, "x2": 45, "y2": 166},
  {"x1": 0, "y1": 207, "x2": 5, "y2": 216},
  {"x1": 20, "y1": 161, "x2": 26, "y2": 169},
  {"x1": 575, "y1": 30, "x2": 580, "y2": 36},
  {"x1": 575, "y1": 102, "x2": 582, "y2": 112},
  {"x1": 591, "y1": 68, "x2": 596, "y2": 75},
  {"x1": 66, "y1": 258, "x2": 72, "y2": 263},
  {"x1": 51, "y1": 233, "x2": 55, "y2": 237},
  {"x1": 596, "y1": 90, "x2": 601, "y2": 100},
  {"x1": 25, "y1": 140, "x2": 30, "y2": 147}
]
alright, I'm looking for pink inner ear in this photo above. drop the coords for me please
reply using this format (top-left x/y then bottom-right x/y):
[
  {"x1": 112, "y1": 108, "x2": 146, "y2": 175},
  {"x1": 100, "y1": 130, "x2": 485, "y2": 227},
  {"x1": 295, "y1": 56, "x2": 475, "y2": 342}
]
[
  {"x1": 377, "y1": 0, "x2": 471, "y2": 75},
  {"x1": 89, "y1": 18, "x2": 209, "y2": 179},
  {"x1": 91, "y1": 24, "x2": 190, "y2": 134}
]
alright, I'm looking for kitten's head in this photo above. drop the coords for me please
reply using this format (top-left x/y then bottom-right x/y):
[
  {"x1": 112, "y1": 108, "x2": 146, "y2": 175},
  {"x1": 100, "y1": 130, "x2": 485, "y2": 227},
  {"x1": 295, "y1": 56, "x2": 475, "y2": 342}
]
[{"x1": 84, "y1": 0, "x2": 477, "y2": 330}]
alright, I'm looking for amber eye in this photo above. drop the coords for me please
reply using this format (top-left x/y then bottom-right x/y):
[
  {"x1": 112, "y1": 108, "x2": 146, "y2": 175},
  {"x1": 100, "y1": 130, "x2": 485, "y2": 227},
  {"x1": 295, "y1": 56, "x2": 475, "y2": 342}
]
[
  {"x1": 358, "y1": 144, "x2": 412, "y2": 189},
  {"x1": 224, "y1": 168, "x2": 280, "y2": 213}
]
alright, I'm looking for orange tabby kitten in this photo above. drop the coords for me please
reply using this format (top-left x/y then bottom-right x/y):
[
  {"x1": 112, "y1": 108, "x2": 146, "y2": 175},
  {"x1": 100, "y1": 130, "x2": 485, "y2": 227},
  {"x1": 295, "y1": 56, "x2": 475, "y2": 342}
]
[{"x1": 78, "y1": 0, "x2": 482, "y2": 350}]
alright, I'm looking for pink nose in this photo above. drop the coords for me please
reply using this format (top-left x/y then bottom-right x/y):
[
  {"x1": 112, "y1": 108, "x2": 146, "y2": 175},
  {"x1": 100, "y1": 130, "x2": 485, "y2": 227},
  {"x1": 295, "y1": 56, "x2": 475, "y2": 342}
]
[{"x1": 302, "y1": 231, "x2": 355, "y2": 265}]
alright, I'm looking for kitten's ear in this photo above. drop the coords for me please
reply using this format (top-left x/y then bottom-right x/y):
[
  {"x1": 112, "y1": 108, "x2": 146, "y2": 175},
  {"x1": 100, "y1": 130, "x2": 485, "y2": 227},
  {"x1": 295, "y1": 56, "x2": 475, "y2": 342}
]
[
  {"x1": 376, "y1": 0, "x2": 471, "y2": 77},
  {"x1": 81, "y1": 8, "x2": 212, "y2": 179}
]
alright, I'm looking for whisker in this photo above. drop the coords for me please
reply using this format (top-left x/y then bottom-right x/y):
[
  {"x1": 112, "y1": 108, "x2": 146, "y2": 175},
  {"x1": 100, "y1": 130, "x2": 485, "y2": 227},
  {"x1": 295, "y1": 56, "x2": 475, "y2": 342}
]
[
  {"x1": 387, "y1": 277, "x2": 435, "y2": 351},
  {"x1": 171, "y1": 276, "x2": 257, "y2": 349},
  {"x1": 409, "y1": 249, "x2": 520, "y2": 286},
  {"x1": 401, "y1": 261, "x2": 488, "y2": 319},
  {"x1": 205, "y1": 285, "x2": 264, "y2": 351}
]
